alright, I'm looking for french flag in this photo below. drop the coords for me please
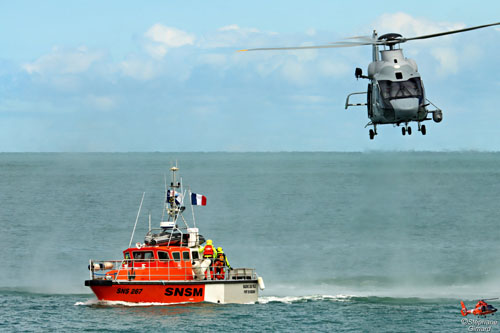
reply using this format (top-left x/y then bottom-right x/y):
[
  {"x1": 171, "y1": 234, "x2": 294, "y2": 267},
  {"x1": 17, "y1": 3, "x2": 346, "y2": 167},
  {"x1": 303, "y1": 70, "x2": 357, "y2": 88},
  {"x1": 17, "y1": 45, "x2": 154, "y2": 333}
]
[{"x1": 191, "y1": 192, "x2": 207, "y2": 206}]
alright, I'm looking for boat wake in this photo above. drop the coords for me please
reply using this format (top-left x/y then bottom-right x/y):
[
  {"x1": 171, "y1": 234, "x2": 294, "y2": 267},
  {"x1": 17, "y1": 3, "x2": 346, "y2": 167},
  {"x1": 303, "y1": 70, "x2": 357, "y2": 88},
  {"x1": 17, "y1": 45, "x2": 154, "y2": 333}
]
[{"x1": 258, "y1": 294, "x2": 355, "y2": 304}]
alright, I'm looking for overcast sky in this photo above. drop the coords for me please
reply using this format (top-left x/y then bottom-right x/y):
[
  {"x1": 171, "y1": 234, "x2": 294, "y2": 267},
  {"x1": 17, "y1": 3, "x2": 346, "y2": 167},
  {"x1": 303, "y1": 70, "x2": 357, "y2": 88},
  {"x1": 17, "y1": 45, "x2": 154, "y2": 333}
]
[{"x1": 0, "y1": 1, "x2": 499, "y2": 152}]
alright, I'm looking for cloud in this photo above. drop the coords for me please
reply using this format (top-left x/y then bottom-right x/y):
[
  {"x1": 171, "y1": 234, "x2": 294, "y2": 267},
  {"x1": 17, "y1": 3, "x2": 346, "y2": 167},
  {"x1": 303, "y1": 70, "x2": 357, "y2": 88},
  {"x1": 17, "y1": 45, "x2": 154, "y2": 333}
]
[
  {"x1": 318, "y1": 60, "x2": 350, "y2": 77},
  {"x1": 144, "y1": 24, "x2": 195, "y2": 58},
  {"x1": 198, "y1": 24, "x2": 268, "y2": 49},
  {"x1": 197, "y1": 53, "x2": 227, "y2": 67},
  {"x1": 373, "y1": 13, "x2": 465, "y2": 38},
  {"x1": 305, "y1": 28, "x2": 316, "y2": 37},
  {"x1": 281, "y1": 60, "x2": 309, "y2": 85},
  {"x1": 218, "y1": 24, "x2": 260, "y2": 34},
  {"x1": 119, "y1": 58, "x2": 157, "y2": 80},
  {"x1": 145, "y1": 24, "x2": 195, "y2": 47},
  {"x1": 430, "y1": 47, "x2": 459, "y2": 76},
  {"x1": 218, "y1": 24, "x2": 241, "y2": 32},
  {"x1": 23, "y1": 46, "x2": 103, "y2": 75},
  {"x1": 86, "y1": 95, "x2": 116, "y2": 111}
]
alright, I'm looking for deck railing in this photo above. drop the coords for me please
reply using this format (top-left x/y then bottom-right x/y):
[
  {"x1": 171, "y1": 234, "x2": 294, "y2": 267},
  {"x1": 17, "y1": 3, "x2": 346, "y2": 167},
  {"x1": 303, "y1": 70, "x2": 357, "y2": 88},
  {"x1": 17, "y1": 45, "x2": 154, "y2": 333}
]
[{"x1": 88, "y1": 259, "x2": 256, "y2": 282}]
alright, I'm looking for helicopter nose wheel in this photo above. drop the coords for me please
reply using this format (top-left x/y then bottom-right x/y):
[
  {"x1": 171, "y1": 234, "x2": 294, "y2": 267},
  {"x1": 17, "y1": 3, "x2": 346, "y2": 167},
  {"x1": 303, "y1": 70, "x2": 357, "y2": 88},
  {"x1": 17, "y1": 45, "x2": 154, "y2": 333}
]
[
  {"x1": 369, "y1": 125, "x2": 377, "y2": 140},
  {"x1": 402, "y1": 127, "x2": 406, "y2": 136}
]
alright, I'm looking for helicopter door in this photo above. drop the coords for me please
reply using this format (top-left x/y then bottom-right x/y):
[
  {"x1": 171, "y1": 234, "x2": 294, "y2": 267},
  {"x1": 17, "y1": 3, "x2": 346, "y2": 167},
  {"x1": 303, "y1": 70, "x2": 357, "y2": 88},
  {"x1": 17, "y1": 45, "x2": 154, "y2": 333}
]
[{"x1": 367, "y1": 83, "x2": 372, "y2": 118}]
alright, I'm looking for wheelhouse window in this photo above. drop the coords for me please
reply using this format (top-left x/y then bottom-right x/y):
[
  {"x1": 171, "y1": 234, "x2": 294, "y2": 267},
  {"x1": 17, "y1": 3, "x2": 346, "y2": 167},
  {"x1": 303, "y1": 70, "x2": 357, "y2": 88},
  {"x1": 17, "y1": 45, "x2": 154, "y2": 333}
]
[
  {"x1": 182, "y1": 251, "x2": 190, "y2": 261},
  {"x1": 158, "y1": 251, "x2": 170, "y2": 261},
  {"x1": 132, "y1": 251, "x2": 154, "y2": 262},
  {"x1": 191, "y1": 251, "x2": 199, "y2": 260},
  {"x1": 172, "y1": 252, "x2": 181, "y2": 262},
  {"x1": 378, "y1": 78, "x2": 423, "y2": 102}
]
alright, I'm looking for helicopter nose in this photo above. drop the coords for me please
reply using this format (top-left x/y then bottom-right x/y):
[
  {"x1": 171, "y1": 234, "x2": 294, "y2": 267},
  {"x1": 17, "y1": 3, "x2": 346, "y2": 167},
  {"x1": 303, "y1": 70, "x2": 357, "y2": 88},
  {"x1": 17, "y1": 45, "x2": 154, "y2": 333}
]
[{"x1": 390, "y1": 98, "x2": 419, "y2": 120}]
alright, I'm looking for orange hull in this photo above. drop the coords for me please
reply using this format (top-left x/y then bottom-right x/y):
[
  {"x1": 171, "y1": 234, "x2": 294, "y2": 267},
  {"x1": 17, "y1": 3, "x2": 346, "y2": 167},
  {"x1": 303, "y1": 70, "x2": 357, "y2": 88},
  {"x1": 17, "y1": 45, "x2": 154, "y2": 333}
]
[
  {"x1": 85, "y1": 279, "x2": 260, "y2": 304},
  {"x1": 86, "y1": 280, "x2": 205, "y2": 303}
]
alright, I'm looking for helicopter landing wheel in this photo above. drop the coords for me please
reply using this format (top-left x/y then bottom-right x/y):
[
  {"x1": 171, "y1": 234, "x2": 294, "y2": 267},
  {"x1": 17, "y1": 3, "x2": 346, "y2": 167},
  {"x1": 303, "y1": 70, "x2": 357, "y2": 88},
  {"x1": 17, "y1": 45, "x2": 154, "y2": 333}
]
[
  {"x1": 369, "y1": 129, "x2": 375, "y2": 140},
  {"x1": 421, "y1": 124, "x2": 426, "y2": 135},
  {"x1": 402, "y1": 127, "x2": 406, "y2": 136},
  {"x1": 407, "y1": 126, "x2": 412, "y2": 135}
]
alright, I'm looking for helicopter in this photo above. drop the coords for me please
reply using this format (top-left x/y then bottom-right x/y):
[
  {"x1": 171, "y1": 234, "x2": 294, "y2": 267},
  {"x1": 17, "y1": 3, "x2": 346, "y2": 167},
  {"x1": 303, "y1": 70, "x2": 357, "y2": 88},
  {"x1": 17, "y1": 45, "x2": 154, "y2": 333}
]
[
  {"x1": 461, "y1": 299, "x2": 498, "y2": 317},
  {"x1": 238, "y1": 22, "x2": 500, "y2": 140}
]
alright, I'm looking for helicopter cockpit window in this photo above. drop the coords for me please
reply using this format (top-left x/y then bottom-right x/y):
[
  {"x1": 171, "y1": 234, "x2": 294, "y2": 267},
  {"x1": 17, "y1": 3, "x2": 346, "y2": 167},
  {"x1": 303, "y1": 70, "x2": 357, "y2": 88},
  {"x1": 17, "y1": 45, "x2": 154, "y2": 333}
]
[{"x1": 378, "y1": 78, "x2": 423, "y2": 103}]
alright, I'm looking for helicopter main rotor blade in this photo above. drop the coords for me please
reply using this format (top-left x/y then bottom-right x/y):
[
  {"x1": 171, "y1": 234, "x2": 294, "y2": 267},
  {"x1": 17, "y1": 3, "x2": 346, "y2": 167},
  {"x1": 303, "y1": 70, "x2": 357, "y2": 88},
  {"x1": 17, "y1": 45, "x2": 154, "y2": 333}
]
[
  {"x1": 341, "y1": 35, "x2": 377, "y2": 42},
  {"x1": 237, "y1": 41, "x2": 374, "y2": 52},
  {"x1": 238, "y1": 22, "x2": 500, "y2": 52},
  {"x1": 404, "y1": 22, "x2": 500, "y2": 41}
]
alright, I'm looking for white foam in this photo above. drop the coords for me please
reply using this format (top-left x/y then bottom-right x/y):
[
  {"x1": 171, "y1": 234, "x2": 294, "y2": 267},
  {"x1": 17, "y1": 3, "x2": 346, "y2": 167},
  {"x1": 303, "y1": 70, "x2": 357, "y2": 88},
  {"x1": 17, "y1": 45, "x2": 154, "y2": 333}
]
[
  {"x1": 258, "y1": 294, "x2": 355, "y2": 304},
  {"x1": 74, "y1": 299, "x2": 191, "y2": 307},
  {"x1": 74, "y1": 299, "x2": 101, "y2": 306}
]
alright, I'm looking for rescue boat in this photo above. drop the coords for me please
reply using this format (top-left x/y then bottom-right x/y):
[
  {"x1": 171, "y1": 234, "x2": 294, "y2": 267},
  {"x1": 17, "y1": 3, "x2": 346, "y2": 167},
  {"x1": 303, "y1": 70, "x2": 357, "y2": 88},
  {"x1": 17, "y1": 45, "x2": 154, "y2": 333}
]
[{"x1": 85, "y1": 166, "x2": 265, "y2": 304}]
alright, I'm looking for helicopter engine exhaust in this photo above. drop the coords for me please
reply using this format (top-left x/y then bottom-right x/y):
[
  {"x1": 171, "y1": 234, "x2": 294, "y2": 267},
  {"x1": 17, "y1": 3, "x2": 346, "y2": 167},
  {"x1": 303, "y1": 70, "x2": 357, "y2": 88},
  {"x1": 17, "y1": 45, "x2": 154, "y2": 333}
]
[{"x1": 433, "y1": 110, "x2": 443, "y2": 123}]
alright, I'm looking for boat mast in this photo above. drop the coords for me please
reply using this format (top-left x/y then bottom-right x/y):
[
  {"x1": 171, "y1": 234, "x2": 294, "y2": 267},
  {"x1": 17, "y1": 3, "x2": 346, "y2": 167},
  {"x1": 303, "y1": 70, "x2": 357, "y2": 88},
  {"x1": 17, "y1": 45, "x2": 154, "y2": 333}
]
[
  {"x1": 161, "y1": 173, "x2": 167, "y2": 221},
  {"x1": 190, "y1": 187, "x2": 197, "y2": 228},
  {"x1": 168, "y1": 166, "x2": 181, "y2": 222}
]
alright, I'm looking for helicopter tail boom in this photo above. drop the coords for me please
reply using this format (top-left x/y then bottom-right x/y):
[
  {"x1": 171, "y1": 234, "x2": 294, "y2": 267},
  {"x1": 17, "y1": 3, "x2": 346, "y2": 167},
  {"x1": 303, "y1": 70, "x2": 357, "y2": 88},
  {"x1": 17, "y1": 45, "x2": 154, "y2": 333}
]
[{"x1": 461, "y1": 301, "x2": 468, "y2": 316}]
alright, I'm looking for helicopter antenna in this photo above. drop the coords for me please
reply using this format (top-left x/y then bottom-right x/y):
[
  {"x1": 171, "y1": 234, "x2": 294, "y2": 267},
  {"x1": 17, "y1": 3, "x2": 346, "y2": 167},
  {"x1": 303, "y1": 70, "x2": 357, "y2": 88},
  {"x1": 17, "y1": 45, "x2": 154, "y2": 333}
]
[{"x1": 128, "y1": 192, "x2": 145, "y2": 248}]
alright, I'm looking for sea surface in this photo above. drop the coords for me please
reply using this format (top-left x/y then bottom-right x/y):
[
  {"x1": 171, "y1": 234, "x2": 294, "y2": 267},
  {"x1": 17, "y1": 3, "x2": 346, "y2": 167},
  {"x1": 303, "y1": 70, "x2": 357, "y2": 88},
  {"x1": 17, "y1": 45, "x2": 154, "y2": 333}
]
[{"x1": 1, "y1": 152, "x2": 499, "y2": 332}]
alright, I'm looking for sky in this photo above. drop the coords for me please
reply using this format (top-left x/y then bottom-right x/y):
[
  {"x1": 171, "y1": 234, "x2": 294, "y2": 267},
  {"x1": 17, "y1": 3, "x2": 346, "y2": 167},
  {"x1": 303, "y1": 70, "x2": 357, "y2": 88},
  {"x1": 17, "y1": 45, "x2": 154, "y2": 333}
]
[{"x1": 0, "y1": 0, "x2": 499, "y2": 152}]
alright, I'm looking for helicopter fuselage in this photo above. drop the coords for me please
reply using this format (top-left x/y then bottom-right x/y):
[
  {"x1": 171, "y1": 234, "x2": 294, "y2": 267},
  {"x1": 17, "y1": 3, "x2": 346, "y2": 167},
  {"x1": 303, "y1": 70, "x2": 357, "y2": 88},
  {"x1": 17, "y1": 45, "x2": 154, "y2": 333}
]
[
  {"x1": 345, "y1": 31, "x2": 443, "y2": 140},
  {"x1": 346, "y1": 33, "x2": 443, "y2": 139},
  {"x1": 368, "y1": 49, "x2": 428, "y2": 124}
]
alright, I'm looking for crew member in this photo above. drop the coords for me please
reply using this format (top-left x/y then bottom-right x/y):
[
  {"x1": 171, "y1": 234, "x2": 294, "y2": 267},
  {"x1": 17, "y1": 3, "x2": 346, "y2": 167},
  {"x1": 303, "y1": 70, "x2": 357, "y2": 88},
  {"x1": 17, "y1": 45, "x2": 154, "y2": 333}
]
[
  {"x1": 216, "y1": 247, "x2": 231, "y2": 269},
  {"x1": 199, "y1": 240, "x2": 217, "y2": 279},
  {"x1": 213, "y1": 247, "x2": 231, "y2": 280},
  {"x1": 199, "y1": 239, "x2": 217, "y2": 260}
]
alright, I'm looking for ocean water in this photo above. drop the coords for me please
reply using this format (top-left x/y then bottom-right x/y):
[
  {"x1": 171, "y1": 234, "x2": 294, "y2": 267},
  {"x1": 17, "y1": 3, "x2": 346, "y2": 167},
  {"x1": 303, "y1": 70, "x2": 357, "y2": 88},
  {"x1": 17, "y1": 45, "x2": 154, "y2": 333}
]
[{"x1": 1, "y1": 152, "x2": 499, "y2": 332}]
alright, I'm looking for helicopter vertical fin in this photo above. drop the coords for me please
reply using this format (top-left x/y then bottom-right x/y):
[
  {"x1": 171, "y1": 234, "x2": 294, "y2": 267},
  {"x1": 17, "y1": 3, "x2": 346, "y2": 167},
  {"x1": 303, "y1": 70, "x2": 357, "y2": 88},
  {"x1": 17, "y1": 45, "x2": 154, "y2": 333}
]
[{"x1": 461, "y1": 301, "x2": 468, "y2": 316}]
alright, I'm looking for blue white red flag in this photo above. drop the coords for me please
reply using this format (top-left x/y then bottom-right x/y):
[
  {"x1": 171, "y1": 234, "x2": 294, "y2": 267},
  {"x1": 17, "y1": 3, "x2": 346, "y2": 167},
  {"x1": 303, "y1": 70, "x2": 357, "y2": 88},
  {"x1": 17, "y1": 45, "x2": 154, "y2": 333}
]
[
  {"x1": 167, "y1": 190, "x2": 182, "y2": 205},
  {"x1": 191, "y1": 193, "x2": 207, "y2": 206}
]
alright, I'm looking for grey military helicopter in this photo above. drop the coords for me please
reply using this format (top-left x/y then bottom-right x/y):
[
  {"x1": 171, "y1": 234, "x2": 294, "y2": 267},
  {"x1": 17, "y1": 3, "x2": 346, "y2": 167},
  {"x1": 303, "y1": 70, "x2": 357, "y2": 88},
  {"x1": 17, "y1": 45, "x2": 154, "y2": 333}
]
[{"x1": 239, "y1": 22, "x2": 500, "y2": 139}]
